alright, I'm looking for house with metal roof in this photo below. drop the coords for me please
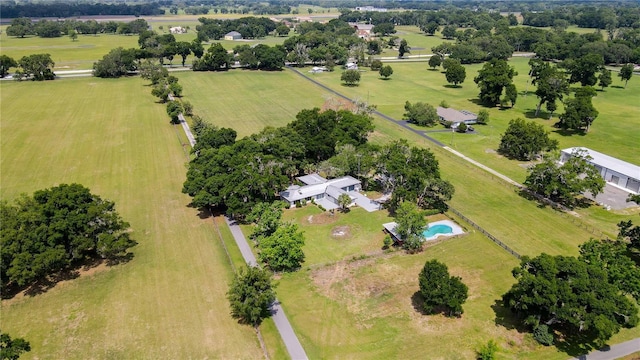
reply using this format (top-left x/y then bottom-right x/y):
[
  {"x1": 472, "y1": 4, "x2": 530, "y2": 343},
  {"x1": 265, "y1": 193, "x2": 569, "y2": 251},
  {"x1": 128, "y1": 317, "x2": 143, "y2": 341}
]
[
  {"x1": 436, "y1": 107, "x2": 477, "y2": 127},
  {"x1": 560, "y1": 147, "x2": 640, "y2": 194},
  {"x1": 279, "y1": 174, "x2": 361, "y2": 210},
  {"x1": 224, "y1": 31, "x2": 242, "y2": 40}
]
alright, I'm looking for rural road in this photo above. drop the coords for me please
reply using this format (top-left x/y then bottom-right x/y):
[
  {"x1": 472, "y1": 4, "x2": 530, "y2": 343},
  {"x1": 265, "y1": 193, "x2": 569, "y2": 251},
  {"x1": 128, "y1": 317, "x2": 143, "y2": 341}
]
[
  {"x1": 169, "y1": 104, "x2": 307, "y2": 360},
  {"x1": 167, "y1": 93, "x2": 196, "y2": 147},
  {"x1": 224, "y1": 217, "x2": 309, "y2": 360},
  {"x1": 574, "y1": 338, "x2": 640, "y2": 360}
]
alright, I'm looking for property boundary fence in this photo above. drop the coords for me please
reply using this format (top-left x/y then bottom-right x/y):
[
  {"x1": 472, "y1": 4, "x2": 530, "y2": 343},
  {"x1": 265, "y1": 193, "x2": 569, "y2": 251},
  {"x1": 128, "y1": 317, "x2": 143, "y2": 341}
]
[{"x1": 448, "y1": 207, "x2": 521, "y2": 259}]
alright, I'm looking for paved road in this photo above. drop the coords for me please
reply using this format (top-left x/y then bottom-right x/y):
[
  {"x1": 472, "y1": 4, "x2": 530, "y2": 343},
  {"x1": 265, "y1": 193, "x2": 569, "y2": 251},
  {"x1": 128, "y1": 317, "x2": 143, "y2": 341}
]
[
  {"x1": 224, "y1": 217, "x2": 309, "y2": 360},
  {"x1": 574, "y1": 338, "x2": 640, "y2": 360},
  {"x1": 167, "y1": 94, "x2": 196, "y2": 147}
]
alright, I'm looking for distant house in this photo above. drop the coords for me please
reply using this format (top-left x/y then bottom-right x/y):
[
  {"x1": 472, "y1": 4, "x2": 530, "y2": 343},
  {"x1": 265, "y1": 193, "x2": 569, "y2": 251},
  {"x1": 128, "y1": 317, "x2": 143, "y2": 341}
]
[
  {"x1": 349, "y1": 23, "x2": 374, "y2": 38},
  {"x1": 436, "y1": 107, "x2": 477, "y2": 127},
  {"x1": 279, "y1": 174, "x2": 361, "y2": 209},
  {"x1": 560, "y1": 147, "x2": 640, "y2": 194},
  {"x1": 169, "y1": 26, "x2": 186, "y2": 34},
  {"x1": 346, "y1": 62, "x2": 358, "y2": 70},
  {"x1": 355, "y1": 6, "x2": 387, "y2": 12},
  {"x1": 224, "y1": 31, "x2": 242, "y2": 40}
]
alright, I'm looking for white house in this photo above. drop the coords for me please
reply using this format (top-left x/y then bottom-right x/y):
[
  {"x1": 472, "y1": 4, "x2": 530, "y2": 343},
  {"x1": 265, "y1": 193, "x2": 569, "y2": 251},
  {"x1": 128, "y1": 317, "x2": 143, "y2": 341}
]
[
  {"x1": 560, "y1": 147, "x2": 640, "y2": 194},
  {"x1": 436, "y1": 107, "x2": 477, "y2": 127},
  {"x1": 169, "y1": 26, "x2": 186, "y2": 34},
  {"x1": 224, "y1": 31, "x2": 242, "y2": 40},
  {"x1": 279, "y1": 174, "x2": 361, "y2": 209}
]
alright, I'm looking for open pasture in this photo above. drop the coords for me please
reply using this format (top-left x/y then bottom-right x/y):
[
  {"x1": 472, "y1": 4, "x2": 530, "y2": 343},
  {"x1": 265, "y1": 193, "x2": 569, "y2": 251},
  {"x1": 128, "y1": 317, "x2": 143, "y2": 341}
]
[{"x1": 0, "y1": 77, "x2": 264, "y2": 359}]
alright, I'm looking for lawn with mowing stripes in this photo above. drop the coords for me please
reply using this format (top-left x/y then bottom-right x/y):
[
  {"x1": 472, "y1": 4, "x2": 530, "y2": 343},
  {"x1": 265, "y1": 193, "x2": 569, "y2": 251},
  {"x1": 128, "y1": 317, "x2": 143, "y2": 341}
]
[
  {"x1": 0, "y1": 77, "x2": 264, "y2": 359},
  {"x1": 176, "y1": 70, "x2": 332, "y2": 137}
]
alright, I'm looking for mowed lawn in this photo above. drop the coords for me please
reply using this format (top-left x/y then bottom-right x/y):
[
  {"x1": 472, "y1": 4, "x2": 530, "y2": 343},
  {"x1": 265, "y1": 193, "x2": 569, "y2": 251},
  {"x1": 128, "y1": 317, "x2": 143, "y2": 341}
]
[
  {"x1": 0, "y1": 77, "x2": 264, "y2": 359},
  {"x1": 177, "y1": 70, "x2": 332, "y2": 137}
]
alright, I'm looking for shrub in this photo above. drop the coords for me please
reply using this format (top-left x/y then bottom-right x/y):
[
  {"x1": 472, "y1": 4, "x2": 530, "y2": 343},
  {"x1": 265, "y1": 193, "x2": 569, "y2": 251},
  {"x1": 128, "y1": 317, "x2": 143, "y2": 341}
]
[
  {"x1": 370, "y1": 59, "x2": 383, "y2": 70},
  {"x1": 533, "y1": 325, "x2": 554, "y2": 346},
  {"x1": 456, "y1": 122, "x2": 468, "y2": 133},
  {"x1": 166, "y1": 100, "x2": 183, "y2": 124},
  {"x1": 439, "y1": 100, "x2": 449, "y2": 108},
  {"x1": 476, "y1": 340, "x2": 498, "y2": 360},
  {"x1": 383, "y1": 235, "x2": 393, "y2": 249}
]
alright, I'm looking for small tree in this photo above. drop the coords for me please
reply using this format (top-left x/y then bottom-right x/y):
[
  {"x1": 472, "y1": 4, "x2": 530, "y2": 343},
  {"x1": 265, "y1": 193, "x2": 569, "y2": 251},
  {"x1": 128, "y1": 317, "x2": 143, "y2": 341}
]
[
  {"x1": 151, "y1": 84, "x2": 170, "y2": 103},
  {"x1": 169, "y1": 82, "x2": 182, "y2": 97},
  {"x1": 182, "y1": 101, "x2": 193, "y2": 116},
  {"x1": 418, "y1": 259, "x2": 469, "y2": 316},
  {"x1": 382, "y1": 235, "x2": 393, "y2": 249},
  {"x1": 498, "y1": 118, "x2": 558, "y2": 160},
  {"x1": 456, "y1": 122, "x2": 468, "y2": 133},
  {"x1": 379, "y1": 65, "x2": 393, "y2": 79},
  {"x1": 476, "y1": 340, "x2": 498, "y2": 360},
  {"x1": 476, "y1": 109, "x2": 489, "y2": 124},
  {"x1": 337, "y1": 193, "x2": 352, "y2": 212},
  {"x1": 341, "y1": 69, "x2": 361, "y2": 86},
  {"x1": 227, "y1": 266, "x2": 276, "y2": 326},
  {"x1": 619, "y1": 63, "x2": 634, "y2": 88},
  {"x1": 370, "y1": 59, "x2": 382, "y2": 71},
  {"x1": 403, "y1": 101, "x2": 439, "y2": 126},
  {"x1": 428, "y1": 55, "x2": 442, "y2": 70},
  {"x1": 258, "y1": 223, "x2": 305, "y2": 272},
  {"x1": 445, "y1": 62, "x2": 466, "y2": 86},
  {"x1": 398, "y1": 39, "x2": 410, "y2": 58},
  {"x1": 166, "y1": 100, "x2": 183, "y2": 124},
  {"x1": 69, "y1": 29, "x2": 78, "y2": 42},
  {"x1": 598, "y1": 68, "x2": 612, "y2": 91},
  {"x1": 0, "y1": 55, "x2": 17, "y2": 78},
  {"x1": 395, "y1": 201, "x2": 426, "y2": 252}
]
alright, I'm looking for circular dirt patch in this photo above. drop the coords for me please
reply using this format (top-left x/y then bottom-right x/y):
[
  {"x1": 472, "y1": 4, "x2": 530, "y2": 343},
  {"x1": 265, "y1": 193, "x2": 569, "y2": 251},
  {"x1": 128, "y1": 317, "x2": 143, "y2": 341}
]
[
  {"x1": 331, "y1": 225, "x2": 351, "y2": 238},
  {"x1": 306, "y1": 212, "x2": 338, "y2": 225}
]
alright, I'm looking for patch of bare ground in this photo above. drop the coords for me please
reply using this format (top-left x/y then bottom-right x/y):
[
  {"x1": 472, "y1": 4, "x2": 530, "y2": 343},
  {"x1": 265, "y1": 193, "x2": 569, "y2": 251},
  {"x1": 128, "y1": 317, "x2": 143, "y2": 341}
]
[
  {"x1": 305, "y1": 211, "x2": 339, "y2": 225},
  {"x1": 331, "y1": 225, "x2": 351, "y2": 239}
]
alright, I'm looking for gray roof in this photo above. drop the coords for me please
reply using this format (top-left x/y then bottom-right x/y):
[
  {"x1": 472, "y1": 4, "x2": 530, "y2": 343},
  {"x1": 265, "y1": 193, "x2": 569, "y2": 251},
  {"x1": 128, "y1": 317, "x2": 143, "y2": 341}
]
[
  {"x1": 280, "y1": 176, "x2": 360, "y2": 202},
  {"x1": 225, "y1": 31, "x2": 242, "y2": 36},
  {"x1": 437, "y1": 107, "x2": 477, "y2": 123},
  {"x1": 350, "y1": 23, "x2": 374, "y2": 31},
  {"x1": 562, "y1": 147, "x2": 640, "y2": 180},
  {"x1": 297, "y1": 173, "x2": 327, "y2": 185}
]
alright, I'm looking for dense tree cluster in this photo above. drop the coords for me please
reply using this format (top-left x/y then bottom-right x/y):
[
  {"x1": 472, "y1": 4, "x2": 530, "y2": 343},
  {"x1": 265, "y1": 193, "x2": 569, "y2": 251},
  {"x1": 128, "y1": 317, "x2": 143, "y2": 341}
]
[
  {"x1": 403, "y1": 101, "x2": 439, "y2": 126},
  {"x1": 282, "y1": 19, "x2": 360, "y2": 67},
  {"x1": 524, "y1": 149, "x2": 605, "y2": 207},
  {"x1": 183, "y1": 108, "x2": 373, "y2": 218},
  {"x1": 227, "y1": 266, "x2": 276, "y2": 326},
  {"x1": 419, "y1": 259, "x2": 469, "y2": 316},
  {"x1": 557, "y1": 86, "x2": 599, "y2": 132},
  {"x1": 0, "y1": 184, "x2": 136, "y2": 293},
  {"x1": 0, "y1": 55, "x2": 18, "y2": 78},
  {"x1": 6, "y1": 18, "x2": 151, "y2": 38},
  {"x1": 15, "y1": 54, "x2": 55, "y2": 81},
  {"x1": 257, "y1": 223, "x2": 305, "y2": 272},
  {"x1": 376, "y1": 140, "x2": 454, "y2": 213},
  {"x1": 498, "y1": 118, "x2": 558, "y2": 161},
  {"x1": 503, "y1": 238, "x2": 640, "y2": 346},
  {"x1": 1, "y1": 3, "x2": 162, "y2": 19},
  {"x1": 196, "y1": 17, "x2": 277, "y2": 41},
  {"x1": 93, "y1": 47, "x2": 137, "y2": 78},
  {"x1": 233, "y1": 44, "x2": 287, "y2": 70}
]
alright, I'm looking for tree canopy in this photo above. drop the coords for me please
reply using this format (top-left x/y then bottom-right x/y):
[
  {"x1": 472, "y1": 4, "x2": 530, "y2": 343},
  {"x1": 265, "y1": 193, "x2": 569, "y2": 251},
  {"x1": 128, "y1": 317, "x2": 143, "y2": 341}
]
[
  {"x1": 474, "y1": 58, "x2": 517, "y2": 107},
  {"x1": 0, "y1": 331, "x2": 31, "y2": 360},
  {"x1": 0, "y1": 184, "x2": 136, "y2": 293},
  {"x1": 227, "y1": 266, "x2": 276, "y2": 326},
  {"x1": 619, "y1": 64, "x2": 634, "y2": 88},
  {"x1": 557, "y1": 86, "x2": 599, "y2": 132},
  {"x1": 403, "y1": 101, "x2": 439, "y2": 127},
  {"x1": 93, "y1": 47, "x2": 137, "y2": 78},
  {"x1": 445, "y1": 62, "x2": 466, "y2": 86},
  {"x1": 16, "y1": 53, "x2": 55, "y2": 81},
  {"x1": 419, "y1": 259, "x2": 469, "y2": 316},
  {"x1": 376, "y1": 140, "x2": 454, "y2": 213},
  {"x1": 498, "y1": 118, "x2": 558, "y2": 161},
  {"x1": 193, "y1": 43, "x2": 230, "y2": 71},
  {"x1": 502, "y1": 252, "x2": 638, "y2": 347},
  {"x1": 394, "y1": 201, "x2": 426, "y2": 252},
  {"x1": 0, "y1": 55, "x2": 17, "y2": 78},
  {"x1": 257, "y1": 223, "x2": 305, "y2": 272},
  {"x1": 524, "y1": 149, "x2": 605, "y2": 207},
  {"x1": 341, "y1": 69, "x2": 361, "y2": 85}
]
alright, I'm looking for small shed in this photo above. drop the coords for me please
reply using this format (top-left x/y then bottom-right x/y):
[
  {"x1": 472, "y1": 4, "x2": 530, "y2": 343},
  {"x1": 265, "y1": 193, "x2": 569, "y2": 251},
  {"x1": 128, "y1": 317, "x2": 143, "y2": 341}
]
[{"x1": 224, "y1": 31, "x2": 242, "y2": 40}]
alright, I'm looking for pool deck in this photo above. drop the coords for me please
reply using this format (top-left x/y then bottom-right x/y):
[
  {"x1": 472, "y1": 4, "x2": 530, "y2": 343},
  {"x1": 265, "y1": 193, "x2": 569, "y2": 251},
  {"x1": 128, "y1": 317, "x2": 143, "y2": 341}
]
[{"x1": 382, "y1": 219, "x2": 464, "y2": 242}]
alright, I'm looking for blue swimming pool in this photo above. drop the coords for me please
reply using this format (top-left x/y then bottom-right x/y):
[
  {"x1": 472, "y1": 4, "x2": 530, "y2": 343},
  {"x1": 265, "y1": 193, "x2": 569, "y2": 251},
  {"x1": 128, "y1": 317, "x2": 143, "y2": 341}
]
[{"x1": 422, "y1": 224, "x2": 453, "y2": 239}]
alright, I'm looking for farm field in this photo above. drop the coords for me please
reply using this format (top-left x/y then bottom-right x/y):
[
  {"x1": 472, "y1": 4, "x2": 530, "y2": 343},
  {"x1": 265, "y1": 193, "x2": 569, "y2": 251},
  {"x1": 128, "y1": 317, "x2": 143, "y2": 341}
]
[
  {"x1": 0, "y1": 77, "x2": 268, "y2": 359},
  {"x1": 308, "y1": 57, "x2": 640, "y2": 181},
  {"x1": 176, "y1": 70, "x2": 332, "y2": 137},
  {"x1": 178, "y1": 68, "x2": 639, "y2": 357}
]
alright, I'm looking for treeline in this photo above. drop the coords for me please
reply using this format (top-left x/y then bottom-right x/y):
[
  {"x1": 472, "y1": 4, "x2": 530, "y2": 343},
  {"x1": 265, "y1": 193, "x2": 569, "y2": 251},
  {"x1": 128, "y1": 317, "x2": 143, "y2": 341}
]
[
  {"x1": 0, "y1": 184, "x2": 136, "y2": 295},
  {"x1": 196, "y1": 17, "x2": 278, "y2": 41},
  {"x1": 182, "y1": 108, "x2": 453, "y2": 218},
  {"x1": 522, "y1": 5, "x2": 640, "y2": 29},
  {"x1": 6, "y1": 17, "x2": 150, "y2": 38},
  {"x1": 0, "y1": 3, "x2": 163, "y2": 19}
]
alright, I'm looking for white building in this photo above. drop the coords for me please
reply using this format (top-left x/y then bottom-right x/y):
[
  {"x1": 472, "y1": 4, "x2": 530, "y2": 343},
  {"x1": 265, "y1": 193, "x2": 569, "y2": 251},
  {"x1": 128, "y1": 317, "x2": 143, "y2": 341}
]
[
  {"x1": 169, "y1": 26, "x2": 186, "y2": 34},
  {"x1": 355, "y1": 6, "x2": 387, "y2": 12},
  {"x1": 560, "y1": 147, "x2": 640, "y2": 194},
  {"x1": 279, "y1": 174, "x2": 361, "y2": 209},
  {"x1": 224, "y1": 31, "x2": 242, "y2": 40}
]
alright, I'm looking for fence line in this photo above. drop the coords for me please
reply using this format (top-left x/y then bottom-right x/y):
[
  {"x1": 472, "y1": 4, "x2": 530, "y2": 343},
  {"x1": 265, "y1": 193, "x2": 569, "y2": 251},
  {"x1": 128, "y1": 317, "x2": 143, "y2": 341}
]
[{"x1": 448, "y1": 207, "x2": 521, "y2": 259}]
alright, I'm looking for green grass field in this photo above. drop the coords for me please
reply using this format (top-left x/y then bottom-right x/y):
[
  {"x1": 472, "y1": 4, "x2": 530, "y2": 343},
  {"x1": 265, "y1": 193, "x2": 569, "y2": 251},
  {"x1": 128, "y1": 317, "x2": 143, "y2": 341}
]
[
  {"x1": 0, "y1": 77, "x2": 267, "y2": 359},
  {"x1": 175, "y1": 67, "x2": 639, "y2": 358}
]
